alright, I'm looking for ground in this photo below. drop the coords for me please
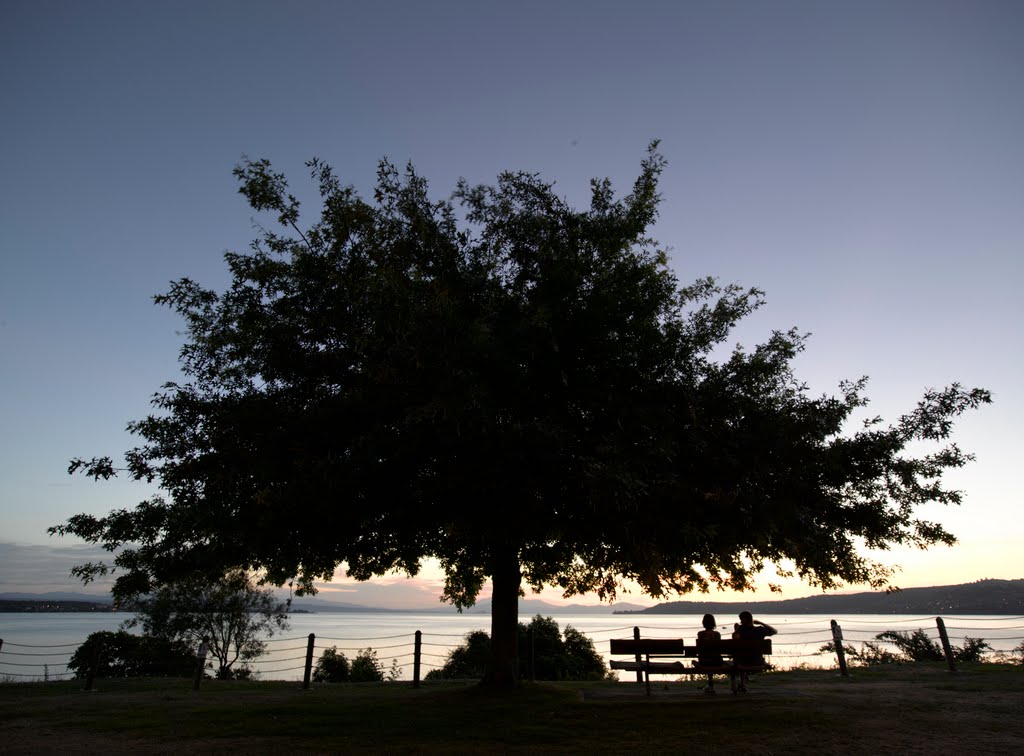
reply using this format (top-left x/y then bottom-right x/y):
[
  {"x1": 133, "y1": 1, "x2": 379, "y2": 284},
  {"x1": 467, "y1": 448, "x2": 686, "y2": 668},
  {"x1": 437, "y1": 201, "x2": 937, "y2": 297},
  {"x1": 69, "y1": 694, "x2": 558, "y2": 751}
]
[{"x1": 1, "y1": 665, "x2": 1021, "y2": 754}]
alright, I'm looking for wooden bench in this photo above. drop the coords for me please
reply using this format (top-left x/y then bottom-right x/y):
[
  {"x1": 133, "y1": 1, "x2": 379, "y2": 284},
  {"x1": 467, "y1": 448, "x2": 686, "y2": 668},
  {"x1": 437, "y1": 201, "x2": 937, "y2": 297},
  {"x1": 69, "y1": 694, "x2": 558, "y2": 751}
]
[{"x1": 609, "y1": 636, "x2": 772, "y2": 695}]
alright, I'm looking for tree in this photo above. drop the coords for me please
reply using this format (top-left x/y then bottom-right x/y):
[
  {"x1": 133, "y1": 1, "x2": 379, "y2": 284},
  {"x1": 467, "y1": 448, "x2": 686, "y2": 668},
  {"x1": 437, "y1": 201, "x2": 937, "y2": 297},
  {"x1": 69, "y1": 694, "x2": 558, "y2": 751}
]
[
  {"x1": 123, "y1": 570, "x2": 289, "y2": 679},
  {"x1": 67, "y1": 630, "x2": 195, "y2": 679},
  {"x1": 51, "y1": 143, "x2": 990, "y2": 686}
]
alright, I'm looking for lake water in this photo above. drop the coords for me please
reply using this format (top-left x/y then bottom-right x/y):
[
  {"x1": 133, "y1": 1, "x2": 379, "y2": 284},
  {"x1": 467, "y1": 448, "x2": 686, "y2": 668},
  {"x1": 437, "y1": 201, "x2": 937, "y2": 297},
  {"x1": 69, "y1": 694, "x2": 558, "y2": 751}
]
[{"x1": 2, "y1": 612, "x2": 1021, "y2": 681}]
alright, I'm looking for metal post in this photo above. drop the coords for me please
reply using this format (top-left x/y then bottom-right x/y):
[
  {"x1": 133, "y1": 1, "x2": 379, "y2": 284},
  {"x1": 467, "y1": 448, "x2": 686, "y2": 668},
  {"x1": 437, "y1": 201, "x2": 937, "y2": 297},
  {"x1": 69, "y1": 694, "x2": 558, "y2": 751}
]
[
  {"x1": 831, "y1": 620, "x2": 849, "y2": 677},
  {"x1": 935, "y1": 617, "x2": 957, "y2": 672},
  {"x1": 303, "y1": 633, "x2": 316, "y2": 689},
  {"x1": 413, "y1": 630, "x2": 422, "y2": 688}
]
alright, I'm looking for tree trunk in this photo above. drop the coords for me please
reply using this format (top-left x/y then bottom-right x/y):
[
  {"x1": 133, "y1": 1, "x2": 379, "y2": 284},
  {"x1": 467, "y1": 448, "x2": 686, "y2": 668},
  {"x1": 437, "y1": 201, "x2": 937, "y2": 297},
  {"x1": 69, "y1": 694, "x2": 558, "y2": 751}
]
[{"x1": 483, "y1": 549, "x2": 521, "y2": 687}]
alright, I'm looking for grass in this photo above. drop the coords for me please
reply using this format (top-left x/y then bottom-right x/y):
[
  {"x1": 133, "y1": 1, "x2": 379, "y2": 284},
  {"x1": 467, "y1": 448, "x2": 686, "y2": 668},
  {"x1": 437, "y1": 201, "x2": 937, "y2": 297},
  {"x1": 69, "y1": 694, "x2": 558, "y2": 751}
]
[{"x1": 2, "y1": 664, "x2": 1022, "y2": 754}]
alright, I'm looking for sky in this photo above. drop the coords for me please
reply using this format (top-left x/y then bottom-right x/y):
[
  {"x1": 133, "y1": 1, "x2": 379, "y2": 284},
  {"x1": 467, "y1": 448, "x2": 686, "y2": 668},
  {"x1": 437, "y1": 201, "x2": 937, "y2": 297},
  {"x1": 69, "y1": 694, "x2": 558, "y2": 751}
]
[{"x1": 2, "y1": 0, "x2": 1021, "y2": 610}]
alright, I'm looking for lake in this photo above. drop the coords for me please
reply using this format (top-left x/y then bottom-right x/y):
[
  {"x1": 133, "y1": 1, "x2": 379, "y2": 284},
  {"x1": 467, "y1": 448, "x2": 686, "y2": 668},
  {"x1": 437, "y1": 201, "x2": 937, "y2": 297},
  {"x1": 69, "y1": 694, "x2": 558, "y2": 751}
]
[{"x1": 2, "y1": 612, "x2": 1021, "y2": 681}]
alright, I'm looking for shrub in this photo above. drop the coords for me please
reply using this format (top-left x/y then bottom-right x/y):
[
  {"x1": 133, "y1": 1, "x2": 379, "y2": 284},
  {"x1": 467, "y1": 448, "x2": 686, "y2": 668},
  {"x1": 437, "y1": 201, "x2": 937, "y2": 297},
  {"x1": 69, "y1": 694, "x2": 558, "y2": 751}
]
[
  {"x1": 312, "y1": 646, "x2": 350, "y2": 682},
  {"x1": 67, "y1": 631, "x2": 195, "y2": 679},
  {"x1": 426, "y1": 616, "x2": 610, "y2": 681},
  {"x1": 818, "y1": 628, "x2": 993, "y2": 666},
  {"x1": 425, "y1": 630, "x2": 490, "y2": 680},
  {"x1": 994, "y1": 640, "x2": 1024, "y2": 665},
  {"x1": 350, "y1": 648, "x2": 385, "y2": 682},
  {"x1": 876, "y1": 629, "x2": 943, "y2": 662},
  {"x1": 954, "y1": 637, "x2": 992, "y2": 663}
]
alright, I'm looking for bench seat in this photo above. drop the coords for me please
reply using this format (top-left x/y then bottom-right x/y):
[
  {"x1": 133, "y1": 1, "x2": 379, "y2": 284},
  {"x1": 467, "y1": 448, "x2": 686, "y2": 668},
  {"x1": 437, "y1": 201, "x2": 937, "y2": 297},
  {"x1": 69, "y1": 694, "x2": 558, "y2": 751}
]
[{"x1": 609, "y1": 636, "x2": 772, "y2": 695}]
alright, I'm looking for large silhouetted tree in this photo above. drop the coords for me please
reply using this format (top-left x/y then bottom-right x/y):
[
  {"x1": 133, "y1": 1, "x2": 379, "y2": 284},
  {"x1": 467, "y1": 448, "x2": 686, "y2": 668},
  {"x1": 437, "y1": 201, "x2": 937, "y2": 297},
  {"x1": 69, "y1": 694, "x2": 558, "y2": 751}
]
[{"x1": 52, "y1": 143, "x2": 989, "y2": 685}]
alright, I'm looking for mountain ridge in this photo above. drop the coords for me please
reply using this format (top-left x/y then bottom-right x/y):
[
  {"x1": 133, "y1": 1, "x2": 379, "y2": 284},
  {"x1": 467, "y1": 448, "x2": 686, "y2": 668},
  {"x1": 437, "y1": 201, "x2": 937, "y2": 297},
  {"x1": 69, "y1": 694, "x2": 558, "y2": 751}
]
[
  {"x1": 615, "y1": 579, "x2": 1024, "y2": 615},
  {"x1": 3, "y1": 579, "x2": 1021, "y2": 614}
]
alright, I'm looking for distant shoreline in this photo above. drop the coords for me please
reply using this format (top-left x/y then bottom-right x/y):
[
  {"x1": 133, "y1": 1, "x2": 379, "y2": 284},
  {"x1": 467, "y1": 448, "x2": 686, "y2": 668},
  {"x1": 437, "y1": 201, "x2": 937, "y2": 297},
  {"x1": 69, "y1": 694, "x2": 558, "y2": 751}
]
[
  {"x1": 3, "y1": 578, "x2": 1020, "y2": 615},
  {"x1": 613, "y1": 578, "x2": 1024, "y2": 616}
]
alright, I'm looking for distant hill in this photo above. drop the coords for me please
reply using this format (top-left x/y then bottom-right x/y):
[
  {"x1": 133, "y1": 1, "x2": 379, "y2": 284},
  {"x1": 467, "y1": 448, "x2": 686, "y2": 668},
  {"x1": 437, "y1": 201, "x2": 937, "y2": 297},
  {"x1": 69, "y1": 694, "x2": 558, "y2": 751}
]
[
  {"x1": 5, "y1": 580, "x2": 1020, "y2": 614},
  {"x1": 0, "y1": 591, "x2": 646, "y2": 615},
  {"x1": 615, "y1": 579, "x2": 1024, "y2": 615}
]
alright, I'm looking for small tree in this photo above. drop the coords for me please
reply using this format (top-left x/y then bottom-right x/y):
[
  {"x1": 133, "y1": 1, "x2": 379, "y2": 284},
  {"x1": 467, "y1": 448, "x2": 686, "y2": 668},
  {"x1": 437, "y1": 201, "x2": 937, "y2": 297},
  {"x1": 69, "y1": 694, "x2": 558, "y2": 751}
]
[
  {"x1": 67, "y1": 630, "x2": 194, "y2": 679},
  {"x1": 312, "y1": 646, "x2": 350, "y2": 682},
  {"x1": 124, "y1": 570, "x2": 289, "y2": 679}
]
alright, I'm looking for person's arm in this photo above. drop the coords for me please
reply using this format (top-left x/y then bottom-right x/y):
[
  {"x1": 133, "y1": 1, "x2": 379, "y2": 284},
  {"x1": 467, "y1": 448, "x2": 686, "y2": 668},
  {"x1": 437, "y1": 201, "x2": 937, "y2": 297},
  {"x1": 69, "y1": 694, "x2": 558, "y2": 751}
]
[{"x1": 754, "y1": 620, "x2": 778, "y2": 636}]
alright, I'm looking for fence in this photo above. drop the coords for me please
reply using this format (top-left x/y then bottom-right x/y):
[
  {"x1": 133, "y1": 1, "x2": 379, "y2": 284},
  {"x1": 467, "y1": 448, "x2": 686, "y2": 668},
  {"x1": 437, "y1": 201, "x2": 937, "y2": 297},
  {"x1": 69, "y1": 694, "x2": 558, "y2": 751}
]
[{"x1": 2, "y1": 615, "x2": 1022, "y2": 684}]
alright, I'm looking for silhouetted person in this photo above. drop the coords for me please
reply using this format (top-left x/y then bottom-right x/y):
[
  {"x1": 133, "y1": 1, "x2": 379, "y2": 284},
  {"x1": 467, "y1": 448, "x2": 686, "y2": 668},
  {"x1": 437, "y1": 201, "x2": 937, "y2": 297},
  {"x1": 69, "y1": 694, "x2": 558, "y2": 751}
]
[
  {"x1": 696, "y1": 613, "x2": 722, "y2": 694},
  {"x1": 732, "y1": 610, "x2": 777, "y2": 692}
]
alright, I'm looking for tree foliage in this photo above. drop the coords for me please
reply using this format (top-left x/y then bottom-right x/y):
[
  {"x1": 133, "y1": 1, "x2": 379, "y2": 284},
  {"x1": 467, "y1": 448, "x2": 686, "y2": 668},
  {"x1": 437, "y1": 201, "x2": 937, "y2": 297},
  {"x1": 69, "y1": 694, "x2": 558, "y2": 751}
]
[
  {"x1": 51, "y1": 143, "x2": 990, "y2": 684},
  {"x1": 122, "y1": 570, "x2": 289, "y2": 679},
  {"x1": 67, "y1": 630, "x2": 195, "y2": 679}
]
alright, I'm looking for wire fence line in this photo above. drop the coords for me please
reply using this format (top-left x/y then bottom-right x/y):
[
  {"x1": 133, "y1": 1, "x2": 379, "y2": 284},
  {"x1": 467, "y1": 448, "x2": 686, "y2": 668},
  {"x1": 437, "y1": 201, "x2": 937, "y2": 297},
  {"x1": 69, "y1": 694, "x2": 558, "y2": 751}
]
[{"x1": 2, "y1": 616, "x2": 1022, "y2": 683}]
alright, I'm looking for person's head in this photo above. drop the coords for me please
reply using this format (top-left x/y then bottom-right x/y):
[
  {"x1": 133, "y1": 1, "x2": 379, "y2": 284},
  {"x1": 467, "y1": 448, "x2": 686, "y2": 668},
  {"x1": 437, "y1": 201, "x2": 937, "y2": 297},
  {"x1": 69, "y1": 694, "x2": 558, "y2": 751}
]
[
  {"x1": 739, "y1": 611, "x2": 753, "y2": 626},
  {"x1": 702, "y1": 613, "x2": 716, "y2": 630}
]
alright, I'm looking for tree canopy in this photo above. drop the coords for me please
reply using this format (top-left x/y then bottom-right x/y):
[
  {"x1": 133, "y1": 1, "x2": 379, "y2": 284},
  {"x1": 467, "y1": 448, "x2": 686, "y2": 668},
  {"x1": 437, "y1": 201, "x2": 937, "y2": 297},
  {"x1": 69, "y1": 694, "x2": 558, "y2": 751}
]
[{"x1": 52, "y1": 143, "x2": 990, "y2": 684}]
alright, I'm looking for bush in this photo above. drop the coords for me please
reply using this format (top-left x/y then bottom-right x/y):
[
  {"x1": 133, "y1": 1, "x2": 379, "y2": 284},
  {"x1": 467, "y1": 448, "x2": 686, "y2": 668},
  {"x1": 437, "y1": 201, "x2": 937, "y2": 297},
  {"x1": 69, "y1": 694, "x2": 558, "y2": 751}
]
[
  {"x1": 425, "y1": 630, "x2": 490, "y2": 680},
  {"x1": 818, "y1": 628, "x2": 993, "y2": 667},
  {"x1": 954, "y1": 637, "x2": 992, "y2": 663},
  {"x1": 312, "y1": 646, "x2": 350, "y2": 682},
  {"x1": 350, "y1": 648, "x2": 385, "y2": 682},
  {"x1": 993, "y1": 640, "x2": 1024, "y2": 665},
  {"x1": 426, "y1": 616, "x2": 610, "y2": 681},
  {"x1": 67, "y1": 631, "x2": 195, "y2": 679},
  {"x1": 876, "y1": 629, "x2": 943, "y2": 662}
]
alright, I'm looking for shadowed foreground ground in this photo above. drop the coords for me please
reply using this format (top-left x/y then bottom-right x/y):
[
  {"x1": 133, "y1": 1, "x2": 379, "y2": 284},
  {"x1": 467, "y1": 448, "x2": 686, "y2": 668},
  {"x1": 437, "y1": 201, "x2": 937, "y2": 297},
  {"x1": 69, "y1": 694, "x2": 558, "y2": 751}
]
[{"x1": 2, "y1": 664, "x2": 1021, "y2": 754}]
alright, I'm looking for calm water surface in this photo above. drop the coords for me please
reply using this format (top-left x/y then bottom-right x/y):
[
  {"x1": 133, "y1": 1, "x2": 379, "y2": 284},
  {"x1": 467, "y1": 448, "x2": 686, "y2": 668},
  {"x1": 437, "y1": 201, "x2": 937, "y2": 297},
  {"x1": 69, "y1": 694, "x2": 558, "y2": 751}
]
[{"x1": 2, "y1": 611, "x2": 1020, "y2": 681}]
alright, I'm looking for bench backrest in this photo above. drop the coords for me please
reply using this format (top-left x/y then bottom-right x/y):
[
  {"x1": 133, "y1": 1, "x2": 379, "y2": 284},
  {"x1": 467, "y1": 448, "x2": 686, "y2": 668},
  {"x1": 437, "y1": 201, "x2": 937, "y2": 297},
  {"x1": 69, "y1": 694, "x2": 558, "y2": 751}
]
[
  {"x1": 609, "y1": 637, "x2": 771, "y2": 657},
  {"x1": 697, "y1": 638, "x2": 772, "y2": 656},
  {"x1": 609, "y1": 638, "x2": 687, "y2": 656}
]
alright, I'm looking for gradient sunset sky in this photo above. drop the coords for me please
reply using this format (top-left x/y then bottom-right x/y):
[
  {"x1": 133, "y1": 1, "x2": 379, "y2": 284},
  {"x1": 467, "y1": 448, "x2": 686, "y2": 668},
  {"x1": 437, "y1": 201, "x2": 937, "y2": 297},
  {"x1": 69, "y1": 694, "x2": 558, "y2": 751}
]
[{"x1": 2, "y1": 0, "x2": 1021, "y2": 608}]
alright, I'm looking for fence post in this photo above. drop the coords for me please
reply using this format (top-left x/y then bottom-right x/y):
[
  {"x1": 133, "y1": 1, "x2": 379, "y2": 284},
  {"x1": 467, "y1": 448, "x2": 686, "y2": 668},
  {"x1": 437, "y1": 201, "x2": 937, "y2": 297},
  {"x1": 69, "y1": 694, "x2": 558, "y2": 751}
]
[
  {"x1": 935, "y1": 617, "x2": 957, "y2": 672},
  {"x1": 632, "y1": 626, "x2": 643, "y2": 684},
  {"x1": 193, "y1": 636, "x2": 208, "y2": 691},
  {"x1": 85, "y1": 637, "x2": 104, "y2": 691},
  {"x1": 413, "y1": 630, "x2": 422, "y2": 688},
  {"x1": 303, "y1": 633, "x2": 316, "y2": 689},
  {"x1": 830, "y1": 620, "x2": 849, "y2": 677},
  {"x1": 526, "y1": 627, "x2": 535, "y2": 682}
]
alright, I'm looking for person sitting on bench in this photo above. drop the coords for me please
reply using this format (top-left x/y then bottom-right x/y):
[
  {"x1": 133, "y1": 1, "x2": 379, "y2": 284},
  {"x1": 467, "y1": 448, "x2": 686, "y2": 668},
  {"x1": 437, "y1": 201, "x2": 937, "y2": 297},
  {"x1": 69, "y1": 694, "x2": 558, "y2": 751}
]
[
  {"x1": 696, "y1": 613, "x2": 723, "y2": 694},
  {"x1": 732, "y1": 611, "x2": 777, "y2": 692}
]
